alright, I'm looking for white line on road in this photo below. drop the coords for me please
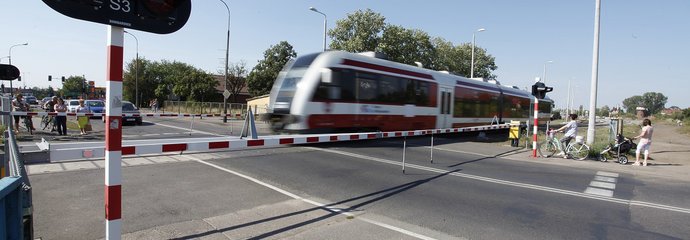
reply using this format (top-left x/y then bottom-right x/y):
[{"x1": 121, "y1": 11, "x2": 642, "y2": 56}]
[
  {"x1": 308, "y1": 147, "x2": 690, "y2": 215},
  {"x1": 185, "y1": 155, "x2": 438, "y2": 240},
  {"x1": 152, "y1": 122, "x2": 224, "y2": 137}
]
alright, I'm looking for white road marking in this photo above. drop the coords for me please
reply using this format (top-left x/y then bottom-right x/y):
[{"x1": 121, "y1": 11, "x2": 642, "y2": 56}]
[
  {"x1": 308, "y1": 147, "x2": 690, "y2": 215},
  {"x1": 185, "y1": 155, "x2": 437, "y2": 240},
  {"x1": 594, "y1": 176, "x2": 617, "y2": 183},
  {"x1": 152, "y1": 122, "x2": 224, "y2": 137},
  {"x1": 596, "y1": 171, "x2": 619, "y2": 178},
  {"x1": 589, "y1": 181, "x2": 616, "y2": 190},
  {"x1": 585, "y1": 187, "x2": 614, "y2": 197}
]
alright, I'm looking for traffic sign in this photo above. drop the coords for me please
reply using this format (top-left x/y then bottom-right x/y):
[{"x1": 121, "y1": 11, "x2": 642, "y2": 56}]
[
  {"x1": 42, "y1": 0, "x2": 192, "y2": 34},
  {"x1": 223, "y1": 89, "x2": 231, "y2": 99}
]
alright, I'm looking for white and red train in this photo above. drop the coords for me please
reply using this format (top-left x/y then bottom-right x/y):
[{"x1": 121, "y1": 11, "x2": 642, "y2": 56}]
[{"x1": 265, "y1": 51, "x2": 552, "y2": 133}]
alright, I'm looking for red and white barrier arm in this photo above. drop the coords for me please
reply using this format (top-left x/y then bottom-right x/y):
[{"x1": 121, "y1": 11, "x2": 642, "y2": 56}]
[
  {"x1": 1, "y1": 111, "x2": 244, "y2": 119},
  {"x1": 532, "y1": 98, "x2": 539, "y2": 157},
  {"x1": 48, "y1": 124, "x2": 511, "y2": 162}
]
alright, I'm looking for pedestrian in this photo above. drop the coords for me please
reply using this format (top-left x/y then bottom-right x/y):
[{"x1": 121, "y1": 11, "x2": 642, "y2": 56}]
[
  {"x1": 54, "y1": 97, "x2": 68, "y2": 135},
  {"x1": 44, "y1": 96, "x2": 59, "y2": 132},
  {"x1": 76, "y1": 99, "x2": 90, "y2": 135},
  {"x1": 12, "y1": 93, "x2": 34, "y2": 133},
  {"x1": 152, "y1": 98, "x2": 158, "y2": 113},
  {"x1": 633, "y1": 118, "x2": 654, "y2": 166},
  {"x1": 555, "y1": 113, "x2": 578, "y2": 158}
]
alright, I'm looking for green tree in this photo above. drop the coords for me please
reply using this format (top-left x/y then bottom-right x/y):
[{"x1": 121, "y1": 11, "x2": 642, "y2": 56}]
[
  {"x1": 328, "y1": 9, "x2": 386, "y2": 52},
  {"x1": 247, "y1": 41, "x2": 297, "y2": 96},
  {"x1": 597, "y1": 105, "x2": 611, "y2": 117},
  {"x1": 220, "y1": 61, "x2": 248, "y2": 102},
  {"x1": 378, "y1": 25, "x2": 436, "y2": 69},
  {"x1": 622, "y1": 92, "x2": 667, "y2": 115},
  {"x1": 60, "y1": 75, "x2": 87, "y2": 99},
  {"x1": 432, "y1": 38, "x2": 497, "y2": 79},
  {"x1": 123, "y1": 57, "x2": 154, "y2": 107},
  {"x1": 641, "y1": 92, "x2": 667, "y2": 114}
]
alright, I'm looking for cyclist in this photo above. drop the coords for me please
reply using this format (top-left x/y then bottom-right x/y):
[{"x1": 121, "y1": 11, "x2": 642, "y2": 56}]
[
  {"x1": 43, "y1": 96, "x2": 58, "y2": 132},
  {"x1": 554, "y1": 113, "x2": 578, "y2": 157},
  {"x1": 12, "y1": 94, "x2": 35, "y2": 133}
]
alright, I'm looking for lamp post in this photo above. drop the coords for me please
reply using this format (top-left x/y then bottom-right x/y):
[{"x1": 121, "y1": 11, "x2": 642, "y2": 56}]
[
  {"x1": 542, "y1": 60, "x2": 553, "y2": 84},
  {"x1": 470, "y1": 28, "x2": 485, "y2": 79},
  {"x1": 8, "y1": 43, "x2": 28, "y2": 96},
  {"x1": 219, "y1": 0, "x2": 231, "y2": 123},
  {"x1": 309, "y1": 7, "x2": 327, "y2": 51},
  {"x1": 587, "y1": 0, "x2": 602, "y2": 145},
  {"x1": 124, "y1": 31, "x2": 139, "y2": 108}
]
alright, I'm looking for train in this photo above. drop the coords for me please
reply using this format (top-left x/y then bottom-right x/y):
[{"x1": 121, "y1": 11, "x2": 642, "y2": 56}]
[{"x1": 264, "y1": 51, "x2": 553, "y2": 133}]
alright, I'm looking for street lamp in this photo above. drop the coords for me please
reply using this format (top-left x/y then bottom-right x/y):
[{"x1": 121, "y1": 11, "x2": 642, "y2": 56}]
[
  {"x1": 219, "y1": 0, "x2": 231, "y2": 123},
  {"x1": 470, "y1": 28, "x2": 485, "y2": 79},
  {"x1": 542, "y1": 60, "x2": 553, "y2": 84},
  {"x1": 8, "y1": 42, "x2": 28, "y2": 96},
  {"x1": 124, "y1": 31, "x2": 139, "y2": 108},
  {"x1": 309, "y1": 7, "x2": 327, "y2": 51}
]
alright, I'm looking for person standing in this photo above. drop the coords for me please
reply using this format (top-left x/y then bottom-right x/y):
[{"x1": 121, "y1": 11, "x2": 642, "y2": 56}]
[
  {"x1": 44, "y1": 96, "x2": 59, "y2": 132},
  {"x1": 75, "y1": 99, "x2": 90, "y2": 135},
  {"x1": 12, "y1": 94, "x2": 34, "y2": 133},
  {"x1": 633, "y1": 119, "x2": 654, "y2": 166},
  {"x1": 152, "y1": 98, "x2": 159, "y2": 113},
  {"x1": 54, "y1": 97, "x2": 68, "y2": 135},
  {"x1": 555, "y1": 114, "x2": 578, "y2": 158}
]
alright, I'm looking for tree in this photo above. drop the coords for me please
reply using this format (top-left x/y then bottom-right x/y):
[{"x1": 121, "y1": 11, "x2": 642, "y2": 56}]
[
  {"x1": 622, "y1": 92, "x2": 667, "y2": 115},
  {"x1": 247, "y1": 41, "x2": 297, "y2": 96},
  {"x1": 123, "y1": 57, "x2": 154, "y2": 106},
  {"x1": 328, "y1": 9, "x2": 386, "y2": 52},
  {"x1": 220, "y1": 61, "x2": 248, "y2": 103},
  {"x1": 597, "y1": 105, "x2": 611, "y2": 117},
  {"x1": 641, "y1": 92, "x2": 667, "y2": 114},
  {"x1": 432, "y1": 38, "x2": 497, "y2": 79},
  {"x1": 60, "y1": 75, "x2": 87, "y2": 99},
  {"x1": 378, "y1": 25, "x2": 436, "y2": 69}
]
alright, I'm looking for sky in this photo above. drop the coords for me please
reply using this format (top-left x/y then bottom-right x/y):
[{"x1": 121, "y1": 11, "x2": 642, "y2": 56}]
[{"x1": 1, "y1": 0, "x2": 689, "y2": 109}]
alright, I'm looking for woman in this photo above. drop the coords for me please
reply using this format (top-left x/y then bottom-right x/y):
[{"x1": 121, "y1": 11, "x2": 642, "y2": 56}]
[
  {"x1": 633, "y1": 119, "x2": 654, "y2": 166},
  {"x1": 54, "y1": 98, "x2": 68, "y2": 135},
  {"x1": 554, "y1": 114, "x2": 578, "y2": 157},
  {"x1": 75, "y1": 99, "x2": 90, "y2": 135}
]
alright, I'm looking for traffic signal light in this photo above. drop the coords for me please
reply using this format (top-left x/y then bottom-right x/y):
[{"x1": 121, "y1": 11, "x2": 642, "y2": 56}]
[
  {"x1": 17, "y1": 76, "x2": 21, "y2": 81},
  {"x1": 49, "y1": 75, "x2": 52, "y2": 81},
  {"x1": 531, "y1": 82, "x2": 553, "y2": 99},
  {"x1": 61, "y1": 76, "x2": 66, "y2": 82}
]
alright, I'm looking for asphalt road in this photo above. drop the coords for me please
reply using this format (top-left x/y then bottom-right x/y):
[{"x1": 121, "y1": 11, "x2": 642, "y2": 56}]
[{"x1": 29, "y1": 136, "x2": 690, "y2": 239}]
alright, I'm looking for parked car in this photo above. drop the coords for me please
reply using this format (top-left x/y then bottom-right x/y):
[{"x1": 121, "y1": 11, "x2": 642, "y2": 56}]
[
  {"x1": 67, "y1": 99, "x2": 80, "y2": 112},
  {"x1": 85, "y1": 100, "x2": 105, "y2": 118},
  {"x1": 25, "y1": 96, "x2": 38, "y2": 105},
  {"x1": 122, "y1": 101, "x2": 142, "y2": 125}
]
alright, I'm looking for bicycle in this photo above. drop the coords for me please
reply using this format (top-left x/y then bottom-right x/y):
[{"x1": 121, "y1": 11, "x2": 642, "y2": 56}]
[
  {"x1": 41, "y1": 115, "x2": 55, "y2": 131},
  {"x1": 538, "y1": 130, "x2": 590, "y2": 160},
  {"x1": 23, "y1": 116, "x2": 34, "y2": 135}
]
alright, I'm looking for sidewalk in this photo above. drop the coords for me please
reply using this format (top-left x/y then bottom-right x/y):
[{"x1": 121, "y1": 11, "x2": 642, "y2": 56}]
[{"x1": 477, "y1": 122, "x2": 690, "y2": 181}]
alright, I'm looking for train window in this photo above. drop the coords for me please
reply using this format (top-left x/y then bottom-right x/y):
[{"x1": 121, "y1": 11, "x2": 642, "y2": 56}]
[
  {"x1": 377, "y1": 75, "x2": 404, "y2": 103},
  {"x1": 356, "y1": 77, "x2": 378, "y2": 101},
  {"x1": 313, "y1": 68, "x2": 355, "y2": 101}
]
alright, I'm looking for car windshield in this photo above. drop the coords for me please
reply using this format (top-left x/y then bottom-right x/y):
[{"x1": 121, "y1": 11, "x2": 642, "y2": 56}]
[
  {"x1": 122, "y1": 103, "x2": 137, "y2": 111},
  {"x1": 70, "y1": 101, "x2": 79, "y2": 105},
  {"x1": 87, "y1": 101, "x2": 104, "y2": 107}
]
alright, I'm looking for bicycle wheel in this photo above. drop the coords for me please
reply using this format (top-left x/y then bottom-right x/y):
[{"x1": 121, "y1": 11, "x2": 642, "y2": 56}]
[
  {"x1": 568, "y1": 143, "x2": 590, "y2": 160},
  {"x1": 538, "y1": 140, "x2": 558, "y2": 158},
  {"x1": 41, "y1": 116, "x2": 50, "y2": 130},
  {"x1": 24, "y1": 117, "x2": 33, "y2": 135}
]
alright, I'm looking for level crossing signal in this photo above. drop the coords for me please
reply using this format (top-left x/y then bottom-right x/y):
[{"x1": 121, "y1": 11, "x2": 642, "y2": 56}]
[
  {"x1": 531, "y1": 82, "x2": 553, "y2": 99},
  {"x1": 42, "y1": 0, "x2": 192, "y2": 34},
  {"x1": 0, "y1": 64, "x2": 20, "y2": 80}
]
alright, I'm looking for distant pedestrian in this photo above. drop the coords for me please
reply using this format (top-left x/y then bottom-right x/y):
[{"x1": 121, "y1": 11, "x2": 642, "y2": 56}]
[
  {"x1": 76, "y1": 99, "x2": 90, "y2": 135},
  {"x1": 633, "y1": 118, "x2": 654, "y2": 166},
  {"x1": 54, "y1": 98, "x2": 68, "y2": 135},
  {"x1": 152, "y1": 98, "x2": 159, "y2": 113}
]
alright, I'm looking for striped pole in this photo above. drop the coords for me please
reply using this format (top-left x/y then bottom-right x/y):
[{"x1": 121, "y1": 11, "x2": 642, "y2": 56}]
[
  {"x1": 105, "y1": 26, "x2": 124, "y2": 240},
  {"x1": 532, "y1": 97, "x2": 539, "y2": 157}
]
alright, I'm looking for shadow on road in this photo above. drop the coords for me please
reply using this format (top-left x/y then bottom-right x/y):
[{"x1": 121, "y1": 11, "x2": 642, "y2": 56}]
[{"x1": 172, "y1": 168, "x2": 462, "y2": 239}]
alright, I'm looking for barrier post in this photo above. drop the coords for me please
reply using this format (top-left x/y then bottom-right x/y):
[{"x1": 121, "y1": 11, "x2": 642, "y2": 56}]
[
  {"x1": 104, "y1": 26, "x2": 124, "y2": 240},
  {"x1": 532, "y1": 97, "x2": 539, "y2": 157},
  {"x1": 430, "y1": 132, "x2": 434, "y2": 163},
  {"x1": 402, "y1": 136, "x2": 407, "y2": 174}
]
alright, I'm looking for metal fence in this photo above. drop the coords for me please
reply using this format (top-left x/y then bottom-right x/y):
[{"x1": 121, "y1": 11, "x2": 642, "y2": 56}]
[
  {"x1": 1, "y1": 96, "x2": 34, "y2": 239},
  {"x1": 162, "y1": 101, "x2": 271, "y2": 116}
]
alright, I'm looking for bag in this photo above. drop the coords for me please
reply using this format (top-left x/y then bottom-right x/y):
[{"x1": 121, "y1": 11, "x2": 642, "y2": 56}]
[{"x1": 85, "y1": 123, "x2": 93, "y2": 132}]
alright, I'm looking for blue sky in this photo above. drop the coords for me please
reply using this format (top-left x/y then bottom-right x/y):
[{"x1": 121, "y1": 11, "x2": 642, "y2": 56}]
[{"x1": 1, "y1": 0, "x2": 688, "y2": 109}]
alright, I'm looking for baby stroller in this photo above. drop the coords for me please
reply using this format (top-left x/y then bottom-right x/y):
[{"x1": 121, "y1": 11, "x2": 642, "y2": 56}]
[{"x1": 598, "y1": 134, "x2": 637, "y2": 164}]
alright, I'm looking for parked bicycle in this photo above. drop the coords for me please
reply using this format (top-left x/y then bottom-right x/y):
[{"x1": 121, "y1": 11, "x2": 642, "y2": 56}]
[
  {"x1": 40, "y1": 115, "x2": 55, "y2": 131},
  {"x1": 538, "y1": 129, "x2": 590, "y2": 160}
]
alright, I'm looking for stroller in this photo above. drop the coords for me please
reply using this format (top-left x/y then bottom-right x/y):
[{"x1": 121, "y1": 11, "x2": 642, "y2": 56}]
[{"x1": 598, "y1": 134, "x2": 637, "y2": 164}]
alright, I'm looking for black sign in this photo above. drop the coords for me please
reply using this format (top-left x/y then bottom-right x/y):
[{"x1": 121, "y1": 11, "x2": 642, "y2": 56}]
[
  {"x1": 0, "y1": 64, "x2": 20, "y2": 80},
  {"x1": 42, "y1": 0, "x2": 191, "y2": 34}
]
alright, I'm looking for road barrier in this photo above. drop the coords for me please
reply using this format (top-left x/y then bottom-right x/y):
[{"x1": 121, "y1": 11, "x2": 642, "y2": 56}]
[
  {"x1": 43, "y1": 124, "x2": 511, "y2": 162},
  {"x1": 1, "y1": 111, "x2": 244, "y2": 119}
]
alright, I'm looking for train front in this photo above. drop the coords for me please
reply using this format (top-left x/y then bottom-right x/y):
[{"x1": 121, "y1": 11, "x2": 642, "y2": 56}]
[{"x1": 263, "y1": 53, "x2": 322, "y2": 133}]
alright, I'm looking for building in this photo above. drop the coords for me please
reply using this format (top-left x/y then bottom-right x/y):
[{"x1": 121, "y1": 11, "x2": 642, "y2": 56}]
[{"x1": 212, "y1": 75, "x2": 252, "y2": 103}]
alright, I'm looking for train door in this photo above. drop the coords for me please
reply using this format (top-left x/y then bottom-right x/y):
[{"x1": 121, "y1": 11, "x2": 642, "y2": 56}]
[{"x1": 437, "y1": 87, "x2": 453, "y2": 128}]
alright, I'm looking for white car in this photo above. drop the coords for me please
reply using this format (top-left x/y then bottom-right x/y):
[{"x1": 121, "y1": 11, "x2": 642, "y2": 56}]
[{"x1": 67, "y1": 100, "x2": 80, "y2": 112}]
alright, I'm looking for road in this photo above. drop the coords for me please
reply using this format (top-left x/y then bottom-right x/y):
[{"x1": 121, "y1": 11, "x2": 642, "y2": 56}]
[{"x1": 28, "y1": 134, "x2": 690, "y2": 239}]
